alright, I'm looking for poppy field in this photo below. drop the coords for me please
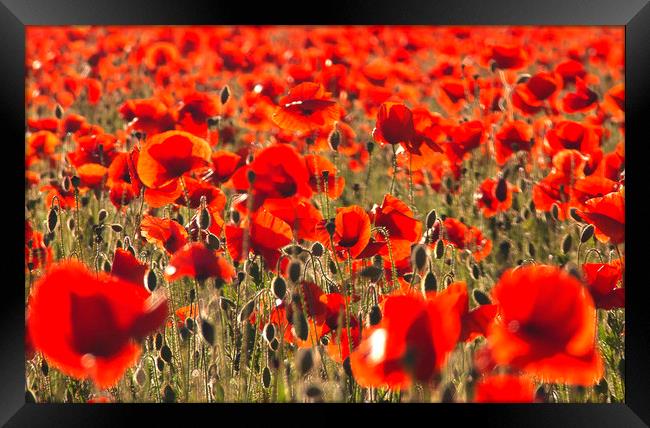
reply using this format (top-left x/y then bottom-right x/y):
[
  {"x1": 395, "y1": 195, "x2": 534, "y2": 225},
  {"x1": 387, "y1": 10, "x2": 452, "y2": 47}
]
[{"x1": 24, "y1": 26, "x2": 625, "y2": 403}]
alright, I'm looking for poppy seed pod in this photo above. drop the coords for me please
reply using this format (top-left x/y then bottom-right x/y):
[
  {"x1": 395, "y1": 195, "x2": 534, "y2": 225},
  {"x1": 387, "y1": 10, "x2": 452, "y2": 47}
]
[
  {"x1": 103, "y1": 260, "x2": 111, "y2": 273},
  {"x1": 47, "y1": 208, "x2": 58, "y2": 233},
  {"x1": 246, "y1": 169, "x2": 256, "y2": 184},
  {"x1": 156, "y1": 357, "x2": 165, "y2": 372},
  {"x1": 369, "y1": 305, "x2": 382, "y2": 326},
  {"x1": 98, "y1": 209, "x2": 108, "y2": 224},
  {"x1": 328, "y1": 128, "x2": 341, "y2": 151},
  {"x1": 366, "y1": 140, "x2": 374, "y2": 153},
  {"x1": 269, "y1": 337, "x2": 279, "y2": 351},
  {"x1": 67, "y1": 217, "x2": 76, "y2": 232},
  {"x1": 551, "y1": 203, "x2": 560, "y2": 221},
  {"x1": 360, "y1": 265, "x2": 382, "y2": 283},
  {"x1": 206, "y1": 232, "x2": 221, "y2": 250},
  {"x1": 580, "y1": 224, "x2": 595, "y2": 243},
  {"x1": 495, "y1": 176, "x2": 508, "y2": 202},
  {"x1": 288, "y1": 260, "x2": 302, "y2": 283},
  {"x1": 562, "y1": 234, "x2": 573, "y2": 254},
  {"x1": 471, "y1": 263, "x2": 481, "y2": 280},
  {"x1": 198, "y1": 208, "x2": 211, "y2": 230},
  {"x1": 145, "y1": 269, "x2": 157, "y2": 292},
  {"x1": 425, "y1": 209, "x2": 437, "y2": 230},
  {"x1": 231, "y1": 210, "x2": 241, "y2": 224},
  {"x1": 154, "y1": 333, "x2": 163, "y2": 351},
  {"x1": 110, "y1": 223, "x2": 123, "y2": 233},
  {"x1": 71, "y1": 175, "x2": 81, "y2": 189},
  {"x1": 569, "y1": 207, "x2": 584, "y2": 223},
  {"x1": 220, "y1": 85, "x2": 230, "y2": 105},
  {"x1": 296, "y1": 349, "x2": 314, "y2": 377},
  {"x1": 423, "y1": 271, "x2": 437, "y2": 292},
  {"x1": 411, "y1": 244, "x2": 427, "y2": 272},
  {"x1": 162, "y1": 384, "x2": 176, "y2": 403},
  {"x1": 134, "y1": 366, "x2": 147, "y2": 386},
  {"x1": 160, "y1": 344, "x2": 173, "y2": 364},
  {"x1": 200, "y1": 318, "x2": 215, "y2": 346},
  {"x1": 311, "y1": 242, "x2": 324, "y2": 257},
  {"x1": 263, "y1": 323, "x2": 276, "y2": 342},
  {"x1": 473, "y1": 289, "x2": 492, "y2": 305},
  {"x1": 55, "y1": 104, "x2": 64, "y2": 119},
  {"x1": 272, "y1": 276, "x2": 287, "y2": 300},
  {"x1": 293, "y1": 307, "x2": 309, "y2": 341},
  {"x1": 238, "y1": 299, "x2": 256, "y2": 323},
  {"x1": 262, "y1": 366, "x2": 271, "y2": 389},
  {"x1": 219, "y1": 296, "x2": 235, "y2": 312},
  {"x1": 434, "y1": 239, "x2": 445, "y2": 259},
  {"x1": 325, "y1": 219, "x2": 336, "y2": 237}
]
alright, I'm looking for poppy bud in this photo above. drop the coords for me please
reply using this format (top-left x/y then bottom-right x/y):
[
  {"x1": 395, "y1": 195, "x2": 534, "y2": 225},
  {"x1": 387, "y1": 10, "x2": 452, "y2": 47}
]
[
  {"x1": 288, "y1": 260, "x2": 302, "y2": 284},
  {"x1": 495, "y1": 176, "x2": 508, "y2": 202},
  {"x1": 246, "y1": 169, "x2": 256, "y2": 184},
  {"x1": 328, "y1": 259, "x2": 337, "y2": 275},
  {"x1": 162, "y1": 384, "x2": 176, "y2": 403},
  {"x1": 67, "y1": 217, "x2": 76, "y2": 232},
  {"x1": 366, "y1": 141, "x2": 374, "y2": 153},
  {"x1": 55, "y1": 104, "x2": 64, "y2": 119},
  {"x1": 320, "y1": 336, "x2": 329, "y2": 346},
  {"x1": 360, "y1": 265, "x2": 382, "y2": 283},
  {"x1": 263, "y1": 323, "x2": 276, "y2": 342},
  {"x1": 325, "y1": 219, "x2": 336, "y2": 237},
  {"x1": 61, "y1": 175, "x2": 71, "y2": 192},
  {"x1": 434, "y1": 239, "x2": 445, "y2": 259},
  {"x1": 154, "y1": 333, "x2": 163, "y2": 351},
  {"x1": 305, "y1": 384, "x2": 323, "y2": 401},
  {"x1": 262, "y1": 366, "x2": 271, "y2": 389},
  {"x1": 445, "y1": 193, "x2": 453, "y2": 206},
  {"x1": 411, "y1": 244, "x2": 427, "y2": 272},
  {"x1": 369, "y1": 305, "x2": 382, "y2": 326},
  {"x1": 198, "y1": 208, "x2": 211, "y2": 230},
  {"x1": 231, "y1": 210, "x2": 240, "y2": 224},
  {"x1": 328, "y1": 128, "x2": 340, "y2": 151},
  {"x1": 103, "y1": 260, "x2": 111, "y2": 273},
  {"x1": 219, "y1": 296, "x2": 235, "y2": 312},
  {"x1": 98, "y1": 209, "x2": 108, "y2": 224},
  {"x1": 425, "y1": 209, "x2": 437, "y2": 229},
  {"x1": 134, "y1": 366, "x2": 147, "y2": 386},
  {"x1": 296, "y1": 349, "x2": 314, "y2": 376},
  {"x1": 238, "y1": 299, "x2": 256, "y2": 323},
  {"x1": 562, "y1": 233, "x2": 573, "y2": 254},
  {"x1": 246, "y1": 261, "x2": 261, "y2": 283},
  {"x1": 470, "y1": 263, "x2": 481, "y2": 280},
  {"x1": 237, "y1": 270, "x2": 246, "y2": 284},
  {"x1": 207, "y1": 116, "x2": 220, "y2": 128},
  {"x1": 423, "y1": 271, "x2": 437, "y2": 292},
  {"x1": 473, "y1": 289, "x2": 492, "y2": 305},
  {"x1": 272, "y1": 276, "x2": 287, "y2": 300},
  {"x1": 220, "y1": 85, "x2": 230, "y2": 105},
  {"x1": 269, "y1": 337, "x2": 279, "y2": 351},
  {"x1": 569, "y1": 207, "x2": 583, "y2": 223},
  {"x1": 41, "y1": 359, "x2": 49, "y2": 376},
  {"x1": 551, "y1": 203, "x2": 560, "y2": 221},
  {"x1": 47, "y1": 208, "x2": 58, "y2": 233},
  {"x1": 516, "y1": 73, "x2": 532, "y2": 84},
  {"x1": 311, "y1": 242, "x2": 324, "y2": 257},
  {"x1": 580, "y1": 224, "x2": 595, "y2": 243},
  {"x1": 206, "y1": 232, "x2": 221, "y2": 250},
  {"x1": 497, "y1": 240, "x2": 511, "y2": 262},
  {"x1": 293, "y1": 308, "x2": 309, "y2": 342},
  {"x1": 159, "y1": 343, "x2": 173, "y2": 364},
  {"x1": 179, "y1": 326, "x2": 190, "y2": 343},
  {"x1": 200, "y1": 318, "x2": 215, "y2": 346}
]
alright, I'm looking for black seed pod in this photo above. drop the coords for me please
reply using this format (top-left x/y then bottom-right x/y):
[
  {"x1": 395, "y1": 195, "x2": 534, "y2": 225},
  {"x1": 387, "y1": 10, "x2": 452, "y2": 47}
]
[
  {"x1": 580, "y1": 224, "x2": 595, "y2": 243},
  {"x1": 98, "y1": 209, "x2": 108, "y2": 223},
  {"x1": 55, "y1": 104, "x2": 64, "y2": 119},
  {"x1": 145, "y1": 269, "x2": 157, "y2": 292},
  {"x1": 569, "y1": 207, "x2": 583, "y2": 223},
  {"x1": 103, "y1": 260, "x2": 111, "y2": 273},
  {"x1": 311, "y1": 242, "x2": 324, "y2": 257},
  {"x1": 231, "y1": 210, "x2": 241, "y2": 224},
  {"x1": 154, "y1": 333, "x2": 163, "y2": 350},
  {"x1": 360, "y1": 265, "x2": 382, "y2": 282},
  {"x1": 471, "y1": 263, "x2": 481, "y2": 280},
  {"x1": 435, "y1": 239, "x2": 445, "y2": 259},
  {"x1": 288, "y1": 260, "x2": 302, "y2": 283},
  {"x1": 198, "y1": 208, "x2": 211, "y2": 230},
  {"x1": 206, "y1": 232, "x2": 221, "y2": 250},
  {"x1": 41, "y1": 359, "x2": 49, "y2": 376},
  {"x1": 263, "y1": 323, "x2": 276, "y2": 342},
  {"x1": 71, "y1": 175, "x2": 81, "y2": 189},
  {"x1": 156, "y1": 357, "x2": 165, "y2": 372},
  {"x1": 200, "y1": 318, "x2": 215, "y2": 346},
  {"x1": 551, "y1": 203, "x2": 560, "y2": 221},
  {"x1": 162, "y1": 384, "x2": 176, "y2": 403},
  {"x1": 160, "y1": 345, "x2": 173, "y2": 364},
  {"x1": 293, "y1": 308, "x2": 309, "y2": 341},
  {"x1": 425, "y1": 209, "x2": 437, "y2": 229},
  {"x1": 495, "y1": 176, "x2": 508, "y2": 202},
  {"x1": 237, "y1": 271, "x2": 246, "y2": 284},
  {"x1": 269, "y1": 337, "x2": 279, "y2": 351},
  {"x1": 473, "y1": 289, "x2": 492, "y2": 305},
  {"x1": 272, "y1": 276, "x2": 287, "y2": 300},
  {"x1": 423, "y1": 271, "x2": 437, "y2": 292},
  {"x1": 325, "y1": 219, "x2": 336, "y2": 237},
  {"x1": 238, "y1": 299, "x2": 256, "y2": 323},
  {"x1": 328, "y1": 128, "x2": 341, "y2": 151},
  {"x1": 411, "y1": 244, "x2": 427, "y2": 272},
  {"x1": 47, "y1": 208, "x2": 58, "y2": 232},
  {"x1": 219, "y1": 296, "x2": 235, "y2": 311},
  {"x1": 220, "y1": 85, "x2": 230, "y2": 105},
  {"x1": 262, "y1": 367, "x2": 271, "y2": 389},
  {"x1": 296, "y1": 349, "x2": 314, "y2": 376},
  {"x1": 328, "y1": 259, "x2": 338, "y2": 275},
  {"x1": 562, "y1": 234, "x2": 573, "y2": 254},
  {"x1": 369, "y1": 305, "x2": 382, "y2": 325}
]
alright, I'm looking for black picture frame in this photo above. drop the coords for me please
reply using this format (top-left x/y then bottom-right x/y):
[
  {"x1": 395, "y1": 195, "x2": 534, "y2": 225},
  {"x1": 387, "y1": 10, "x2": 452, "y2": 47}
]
[{"x1": 4, "y1": 0, "x2": 649, "y2": 426}]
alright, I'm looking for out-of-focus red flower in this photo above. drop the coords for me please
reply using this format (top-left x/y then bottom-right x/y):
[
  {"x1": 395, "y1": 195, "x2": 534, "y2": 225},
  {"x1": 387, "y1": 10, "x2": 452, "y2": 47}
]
[
  {"x1": 317, "y1": 205, "x2": 372, "y2": 261},
  {"x1": 562, "y1": 77, "x2": 598, "y2": 113},
  {"x1": 494, "y1": 120, "x2": 533, "y2": 165},
  {"x1": 136, "y1": 130, "x2": 212, "y2": 189},
  {"x1": 582, "y1": 260, "x2": 624, "y2": 310},
  {"x1": 176, "y1": 91, "x2": 220, "y2": 138},
  {"x1": 206, "y1": 150, "x2": 243, "y2": 184},
  {"x1": 165, "y1": 242, "x2": 235, "y2": 284},
  {"x1": 475, "y1": 177, "x2": 520, "y2": 218},
  {"x1": 77, "y1": 163, "x2": 108, "y2": 190},
  {"x1": 488, "y1": 265, "x2": 604, "y2": 386},
  {"x1": 576, "y1": 188, "x2": 624, "y2": 244},
  {"x1": 272, "y1": 82, "x2": 340, "y2": 132},
  {"x1": 111, "y1": 248, "x2": 147, "y2": 286},
  {"x1": 304, "y1": 154, "x2": 345, "y2": 199},
  {"x1": 26, "y1": 260, "x2": 168, "y2": 388},
  {"x1": 485, "y1": 44, "x2": 528, "y2": 70},
  {"x1": 555, "y1": 59, "x2": 586, "y2": 85},
  {"x1": 373, "y1": 102, "x2": 420, "y2": 154},
  {"x1": 261, "y1": 196, "x2": 324, "y2": 242},
  {"x1": 140, "y1": 215, "x2": 189, "y2": 254},
  {"x1": 474, "y1": 375, "x2": 536, "y2": 403},
  {"x1": 512, "y1": 72, "x2": 560, "y2": 115},
  {"x1": 434, "y1": 217, "x2": 492, "y2": 262},
  {"x1": 119, "y1": 98, "x2": 176, "y2": 136},
  {"x1": 443, "y1": 120, "x2": 484, "y2": 162}
]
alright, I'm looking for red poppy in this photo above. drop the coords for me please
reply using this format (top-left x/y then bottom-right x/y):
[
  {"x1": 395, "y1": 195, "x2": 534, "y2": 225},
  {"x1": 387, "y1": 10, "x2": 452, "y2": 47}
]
[
  {"x1": 494, "y1": 121, "x2": 533, "y2": 165},
  {"x1": 206, "y1": 150, "x2": 243, "y2": 184},
  {"x1": 317, "y1": 205, "x2": 371, "y2": 261},
  {"x1": 304, "y1": 154, "x2": 345, "y2": 199},
  {"x1": 272, "y1": 82, "x2": 340, "y2": 132},
  {"x1": 435, "y1": 217, "x2": 492, "y2": 262},
  {"x1": 582, "y1": 260, "x2": 624, "y2": 310},
  {"x1": 369, "y1": 194, "x2": 421, "y2": 261},
  {"x1": 165, "y1": 242, "x2": 235, "y2": 284},
  {"x1": 107, "y1": 153, "x2": 138, "y2": 208},
  {"x1": 119, "y1": 98, "x2": 176, "y2": 136},
  {"x1": 555, "y1": 59, "x2": 586, "y2": 85},
  {"x1": 225, "y1": 209, "x2": 293, "y2": 270},
  {"x1": 372, "y1": 102, "x2": 420, "y2": 154},
  {"x1": 136, "y1": 130, "x2": 212, "y2": 189},
  {"x1": 176, "y1": 91, "x2": 220, "y2": 138},
  {"x1": 474, "y1": 375, "x2": 536, "y2": 403},
  {"x1": 68, "y1": 133, "x2": 118, "y2": 168},
  {"x1": 261, "y1": 196, "x2": 324, "y2": 242},
  {"x1": 77, "y1": 163, "x2": 108, "y2": 190},
  {"x1": 575, "y1": 188, "x2": 624, "y2": 244},
  {"x1": 349, "y1": 287, "x2": 463, "y2": 389},
  {"x1": 512, "y1": 72, "x2": 560, "y2": 115},
  {"x1": 111, "y1": 248, "x2": 148, "y2": 287},
  {"x1": 544, "y1": 120, "x2": 601, "y2": 161},
  {"x1": 562, "y1": 77, "x2": 598, "y2": 113},
  {"x1": 140, "y1": 215, "x2": 189, "y2": 254},
  {"x1": 486, "y1": 44, "x2": 528, "y2": 70},
  {"x1": 475, "y1": 177, "x2": 520, "y2": 218},
  {"x1": 27, "y1": 260, "x2": 168, "y2": 388},
  {"x1": 25, "y1": 230, "x2": 53, "y2": 271},
  {"x1": 231, "y1": 144, "x2": 312, "y2": 211},
  {"x1": 488, "y1": 265, "x2": 604, "y2": 386},
  {"x1": 443, "y1": 120, "x2": 484, "y2": 162}
]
